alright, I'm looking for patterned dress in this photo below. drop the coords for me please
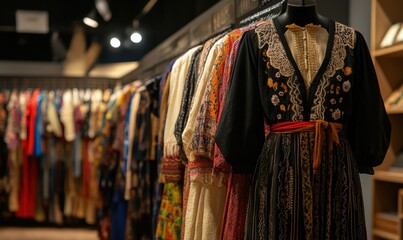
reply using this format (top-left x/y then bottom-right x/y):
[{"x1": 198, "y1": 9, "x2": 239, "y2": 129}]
[
  {"x1": 215, "y1": 19, "x2": 391, "y2": 239},
  {"x1": 157, "y1": 46, "x2": 202, "y2": 240}
]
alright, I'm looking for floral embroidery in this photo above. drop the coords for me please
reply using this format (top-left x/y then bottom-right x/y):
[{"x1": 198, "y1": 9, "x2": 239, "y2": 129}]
[
  {"x1": 332, "y1": 108, "x2": 342, "y2": 120},
  {"x1": 330, "y1": 99, "x2": 336, "y2": 105},
  {"x1": 342, "y1": 81, "x2": 351, "y2": 92},
  {"x1": 281, "y1": 83, "x2": 288, "y2": 93},
  {"x1": 343, "y1": 67, "x2": 352, "y2": 76},
  {"x1": 273, "y1": 82, "x2": 279, "y2": 91},
  {"x1": 279, "y1": 91, "x2": 284, "y2": 97},
  {"x1": 337, "y1": 75, "x2": 342, "y2": 81},
  {"x1": 267, "y1": 62, "x2": 271, "y2": 69},
  {"x1": 339, "y1": 97, "x2": 343, "y2": 103},
  {"x1": 311, "y1": 23, "x2": 353, "y2": 120},
  {"x1": 268, "y1": 78, "x2": 274, "y2": 88},
  {"x1": 310, "y1": 113, "x2": 317, "y2": 119},
  {"x1": 280, "y1": 105, "x2": 286, "y2": 111},
  {"x1": 330, "y1": 85, "x2": 335, "y2": 94},
  {"x1": 277, "y1": 114, "x2": 282, "y2": 120},
  {"x1": 271, "y1": 95, "x2": 280, "y2": 106},
  {"x1": 336, "y1": 86, "x2": 341, "y2": 95},
  {"x1": 276, "y1": 72, "x2": 281, "y2": 78}
]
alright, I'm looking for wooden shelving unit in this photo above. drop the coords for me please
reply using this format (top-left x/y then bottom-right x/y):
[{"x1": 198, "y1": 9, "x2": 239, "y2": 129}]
[
  {"x1": 371, "y1": 0, "x2": 403, "y2": 239},
  {"x1": 386, "y1": 105, "x2": 403, "y2": 115},
  {"x1": 373, "y1": 43, "x2": 403, "y2": 58}
]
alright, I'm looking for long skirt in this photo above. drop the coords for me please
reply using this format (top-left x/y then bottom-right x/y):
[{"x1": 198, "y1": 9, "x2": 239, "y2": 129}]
[{"x1": 246, "y1": 132, "x2": 367, "y2": 239}]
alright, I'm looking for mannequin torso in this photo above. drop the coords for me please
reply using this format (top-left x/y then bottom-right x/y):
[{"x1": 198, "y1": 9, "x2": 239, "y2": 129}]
[{"x1": 276, "y1": 0, "x2": 330, "y2": 31}]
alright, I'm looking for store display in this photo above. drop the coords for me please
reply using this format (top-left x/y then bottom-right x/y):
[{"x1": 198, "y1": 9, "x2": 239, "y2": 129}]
[
  {"x1": 154, "y1": 19, "x2": 278, "y2": 240},
  {"x1": 215, "y1": 2, "x2": 390, "y2": 240},
  {"x1": 0, "y1": 1, "x2": 392, "y2": 240},
  {"x1": 0, "y1": 82, "x2": 160, "y2": 238}
]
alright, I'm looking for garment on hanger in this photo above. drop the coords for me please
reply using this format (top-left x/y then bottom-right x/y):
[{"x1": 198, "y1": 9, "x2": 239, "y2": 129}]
[
  {"x1": 5, "y1": 90, "x2": 21, "y2": 212},
  {"x1": 0, "y1": 92, "x2": 8, "y2": 216},
  {"x1": 153, "y1": 69, "x2": 172, "y2": 239},
  {"x1": 181, "y1": 35, "x2": 228, "y2": 240},
  {"x1": 218, "y1": 23, "x2": 267, "y2": 240},
  {"x1": 215, "y1": 19, "x2": 391, "y2": 239},
  {"x1": 156, "y1": 45, "x2": 202, "y2": 240},
  {"x1": 173, "y1": 47, "x2": 202, "y2": 240}
]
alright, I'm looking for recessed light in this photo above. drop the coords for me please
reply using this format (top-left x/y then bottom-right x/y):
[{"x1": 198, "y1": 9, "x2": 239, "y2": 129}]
[
  {"x1": 110, "y1": 37, "x2": 121, "y2": 48},
  {"x1": 130, "y1": 32, "x2": 142, "y2": 43}
]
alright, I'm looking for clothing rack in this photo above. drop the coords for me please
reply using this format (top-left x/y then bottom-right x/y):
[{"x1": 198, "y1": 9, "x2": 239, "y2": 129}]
[
  {"x1": 237, "y1": 0, "x2": 285, "y2": 27},
  {"x1": 0, "y1": 76, "x2": 119, "y2": 90},
  {"x1": 123, "y1": 0, "x2": 285, "y2": 82},
  {"x1": 191, "y1": 24, "x2": 235, "y2": 49}
]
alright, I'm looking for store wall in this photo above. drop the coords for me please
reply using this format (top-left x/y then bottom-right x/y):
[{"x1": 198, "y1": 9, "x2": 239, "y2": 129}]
[
  {"x1": 317, "y1": 0, "x2": 350, "y2": 25},
  {"x1": 348, "y1": 0, "x2": 372, "y2": 237}
]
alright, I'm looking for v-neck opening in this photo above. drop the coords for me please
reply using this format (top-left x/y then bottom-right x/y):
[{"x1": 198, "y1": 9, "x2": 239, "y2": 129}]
[{"x1": 273, "y1": 18, "x2": 335, "y2": 120}]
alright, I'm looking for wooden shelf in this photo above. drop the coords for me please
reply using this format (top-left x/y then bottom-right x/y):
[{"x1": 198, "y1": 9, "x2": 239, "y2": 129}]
[
  {"x1": 372, "y1": 0, "x2": 403, "y2": 238},
  {"x1": 374, "y1": 212, "x2": 399, "y2": 236},
  {"x1": 373, "y1": 229, "x2": 399, "y2": 240},
  {"x1": 386, "y1": 105, "x2": 403, "y2": 115},
  {"x1": 374, "y1": 170, "x2": 403, "y2": 183},
  {"x1": 374, "y1": 43, "x2": 403, "y2": 58}
]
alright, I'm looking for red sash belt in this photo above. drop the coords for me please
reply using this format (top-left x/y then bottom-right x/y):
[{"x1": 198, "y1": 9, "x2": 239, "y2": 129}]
[{"x1": 271, "y1": 120, "x2": 343, "y2": 171}]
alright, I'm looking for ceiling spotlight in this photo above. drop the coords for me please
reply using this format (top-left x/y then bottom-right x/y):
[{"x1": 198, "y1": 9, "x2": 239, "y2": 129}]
[
  {"x1": 110, "y1": 37, "x2": 121, "y2": 48},
  {"x1": 130, "y1": 32, "x2": 142, "y2": 43},
  {"x1": 83, "y1": 9, "x2": 98, "y2": 28},
  {"x1": 95, "y1": 0, "x2": 112, "y2": 22}
]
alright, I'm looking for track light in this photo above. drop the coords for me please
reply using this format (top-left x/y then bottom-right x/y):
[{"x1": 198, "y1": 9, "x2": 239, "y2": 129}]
[
  {"x1": 83, "y1": 9, "x2": 98, "y2": 28},
  {"x1": 130, "y1": 32, "x2": 142, "y2": 43},
  {"x1": 110, "y1": 37, "x2": 121, "y2": 48}
]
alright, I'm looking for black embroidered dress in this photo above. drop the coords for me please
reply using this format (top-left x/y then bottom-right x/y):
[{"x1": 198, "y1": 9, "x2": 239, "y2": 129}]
[{"x1": 215, "y1": 19, "x2": 391, "y2": 239}]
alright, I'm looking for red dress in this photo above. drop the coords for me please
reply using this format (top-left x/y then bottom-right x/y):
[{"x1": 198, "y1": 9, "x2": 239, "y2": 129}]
[{"x1": 17, "y1": 89, "x2": 39, "y2": 218}]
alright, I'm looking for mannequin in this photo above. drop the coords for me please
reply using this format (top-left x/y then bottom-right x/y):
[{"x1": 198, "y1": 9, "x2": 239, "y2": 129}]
[
  {"x1": 277, "y1": 0, "x2": 330, "y2": 31},
  {"x1": 216, "y1": 0, "x2": 391, "y2": 239}
]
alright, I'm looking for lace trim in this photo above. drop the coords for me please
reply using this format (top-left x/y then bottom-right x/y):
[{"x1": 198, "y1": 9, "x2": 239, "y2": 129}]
[
  {"x1": 311, "y1": 35, "x2": 346, "y2": 120},
  {"x1": 255, "y1": 22, "x2": 276, "y2": 49},
  {"x1": 256, "y1": 21, "x2": 295, "y2": 77},
  {"x1": 311, "y1": 23, "x2": 355, "y2": 120},
  {"x1": 288, "y1": 28, "x2": 306, "y2": 78},
  {"x1": 306, "y1": 27, "x2": 321, "y2": 88},
  {"x1": 336, "y1": 22, "x2": 356, "y2": 49},
  {"x1": 287, "y1": 75, "x2": 304, "y2": 121},
  {"x1": 268, "y1": 34, "x2": 295, "y2": 77},
  {"x1": 286, "y1": 25, "x2": 322, "y2": 92}
]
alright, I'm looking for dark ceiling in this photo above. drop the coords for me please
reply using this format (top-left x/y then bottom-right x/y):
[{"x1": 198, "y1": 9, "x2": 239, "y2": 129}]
[{"x1": 0, "y1": 0, "x2": 220, "y2": 64}]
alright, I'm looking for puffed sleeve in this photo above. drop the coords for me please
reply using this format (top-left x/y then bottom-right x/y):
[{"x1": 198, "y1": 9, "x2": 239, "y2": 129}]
[
  {"x1": 347, "y1": 31, "x2": 391, "y2": 174},
  {"x1": 215, "y1": 31, "x2": 265, "y2": 174}
]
